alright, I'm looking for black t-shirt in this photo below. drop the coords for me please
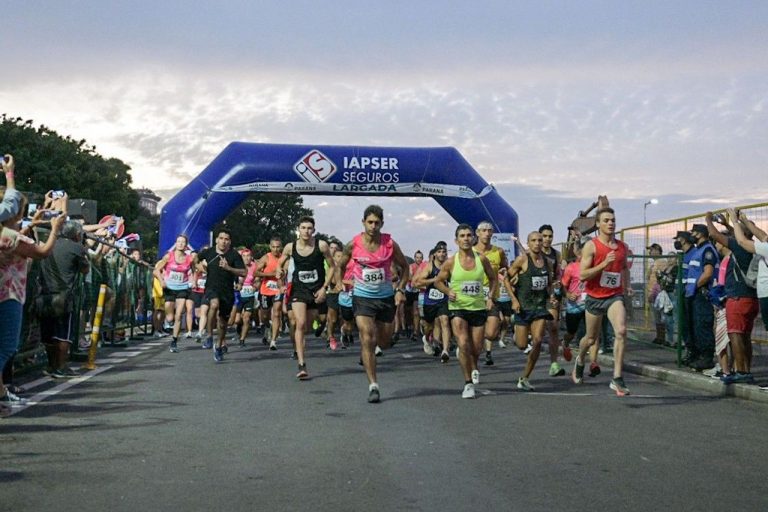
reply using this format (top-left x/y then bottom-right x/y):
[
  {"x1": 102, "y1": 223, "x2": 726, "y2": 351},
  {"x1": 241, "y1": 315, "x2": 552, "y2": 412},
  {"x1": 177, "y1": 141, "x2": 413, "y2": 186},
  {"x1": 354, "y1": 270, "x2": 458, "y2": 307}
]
[
  {"x1": 40, "y1": 238, "x2": 89, "y2": 294},
  {"x1": 197, "y1": 247, "x2": 244, "y2": 294},
  {"x1": 726, "y1": 238, "x2": 757, "y2": 299}
]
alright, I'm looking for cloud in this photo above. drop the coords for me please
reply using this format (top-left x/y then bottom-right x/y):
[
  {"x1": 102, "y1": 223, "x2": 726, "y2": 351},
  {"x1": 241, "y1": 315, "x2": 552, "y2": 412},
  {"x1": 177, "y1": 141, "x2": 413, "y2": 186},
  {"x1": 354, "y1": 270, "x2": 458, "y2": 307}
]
[{"x1": 410, "y1": 212, "x2": 437, "y2": 223}]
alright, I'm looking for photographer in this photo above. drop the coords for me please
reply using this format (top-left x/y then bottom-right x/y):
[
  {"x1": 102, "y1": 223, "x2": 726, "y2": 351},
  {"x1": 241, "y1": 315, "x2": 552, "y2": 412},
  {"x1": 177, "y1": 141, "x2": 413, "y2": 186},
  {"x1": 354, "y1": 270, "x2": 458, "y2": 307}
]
[
  {"x1": 38, "y1": 219, "x2": 90, "y2": 379},
  {"x1": 712, "y1": 209, "x2": 763, "y2": 384},
  {"x1": 1, "y1": 186, "x2": 66, "y2": 410}
]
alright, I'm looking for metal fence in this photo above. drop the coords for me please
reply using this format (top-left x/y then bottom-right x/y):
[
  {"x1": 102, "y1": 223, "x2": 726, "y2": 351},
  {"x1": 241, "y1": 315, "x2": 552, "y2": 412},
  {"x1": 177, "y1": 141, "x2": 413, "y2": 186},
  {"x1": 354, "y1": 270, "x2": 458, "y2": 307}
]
[{"x1": 15, "y1": 243, "x2": 154, "y2": 373}]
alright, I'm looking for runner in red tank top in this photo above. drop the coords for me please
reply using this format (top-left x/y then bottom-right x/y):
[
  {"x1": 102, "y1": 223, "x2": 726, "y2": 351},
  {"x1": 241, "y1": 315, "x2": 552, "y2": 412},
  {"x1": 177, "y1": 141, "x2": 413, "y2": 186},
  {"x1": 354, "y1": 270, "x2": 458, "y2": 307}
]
[
  {"x1": 571, "y1": 207, "x2": 632, "y2": 396},
  {"x1": 254, "y1": 237, "x2": 284, "y2": 349}
]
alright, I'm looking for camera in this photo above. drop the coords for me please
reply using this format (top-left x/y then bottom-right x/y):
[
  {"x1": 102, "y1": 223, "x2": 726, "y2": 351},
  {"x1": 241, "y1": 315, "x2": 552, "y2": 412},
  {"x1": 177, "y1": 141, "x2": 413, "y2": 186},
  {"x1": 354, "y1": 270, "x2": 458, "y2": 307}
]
[
  {"x1": 43, "y1": 210, "x2": 62, "y2": 220},
  {"x1": 52, "y1": 190, "x2": 66, "y2": 199},
  {"x1": 712, "y1": 213, "x2": 727, "y2": 225}
]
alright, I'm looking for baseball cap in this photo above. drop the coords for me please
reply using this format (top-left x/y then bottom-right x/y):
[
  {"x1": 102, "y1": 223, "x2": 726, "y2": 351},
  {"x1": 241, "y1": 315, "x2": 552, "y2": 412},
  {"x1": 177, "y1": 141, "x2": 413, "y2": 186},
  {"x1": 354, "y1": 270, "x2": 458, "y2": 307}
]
[
  {"x1": 674, "y1": 231, "x2": 694, "y2": 243},
  {"x1": 647, "y1": 243, "x2": 663, "y2": 252},
  {"x1": 690, "y1": 224, "x2": 708, "y2": 236}
]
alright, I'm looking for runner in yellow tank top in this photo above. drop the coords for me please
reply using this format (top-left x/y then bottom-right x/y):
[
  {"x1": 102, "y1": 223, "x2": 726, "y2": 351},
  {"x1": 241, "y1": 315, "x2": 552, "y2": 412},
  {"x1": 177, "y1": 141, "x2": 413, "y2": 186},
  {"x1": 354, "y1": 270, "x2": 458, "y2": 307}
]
[
  {"x1": 473, "y1": 221, "x2": 509, "y2": 367},
  {"x1": 434, "y1": 224, "x2": 497, "y2": 399}
]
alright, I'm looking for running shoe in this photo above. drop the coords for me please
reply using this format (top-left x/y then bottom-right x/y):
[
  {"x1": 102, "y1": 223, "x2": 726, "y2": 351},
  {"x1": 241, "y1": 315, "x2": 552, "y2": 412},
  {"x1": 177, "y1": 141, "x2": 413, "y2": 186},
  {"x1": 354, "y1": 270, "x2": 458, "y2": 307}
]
[
  {"x1": 60, "y1": 367, "x2": 80, "y2": 378},
  {"x1": 195, "y1": 332, "x2": 202, "y2": 343},
  {"x1": 732, "y1": 372, "x2": 755, "y2": 384},
  {"x1": 0, "y1": 390, "x2": 28, "y2": 406},
  {"x1": 291, "y1": 351, "x2": 298, "y2": 360},
  {"x1": 523, "y1": 343, "x2": 533, "y2": 355},
  {"x1": 329, "y1": 337, "x2": 339, "y2": 351},
  {"x1": 422, "y1": 335, "x2": 432, "y2": 355},
  {"x1": 562, "y1": 345, "x2": 573, "y2": 362},
  {"x1": 484, "y1": 352, "x2": 494, "y2": 366},
  {"x1": 239, "y1": 338, "x2": 245, "y2": 347},
  {"x1": 720, "y1": 373, "x2": 737, "y2": 384},
  {"x1": 269, "y1": 341, "x2": 278, "y2": 351},
  {"x1": 471, "y1": 369, "x2": 480, "y2": 385},
  {"x1": 517, "y1": 377, "x2": 535, "y2": 392},
  {"x1": 572, "y1": 360, "x2": 585, "y2": 384},
  {"x1": 202, "y1": 337, "x2": 213, "y2": 350},
  {"x1": 155, "y1": 331, "x2": 167, "y2": 339},
  {"x1": 169, "y1": 340, "x2": 179, "y2": 353},
  {"x1": 462, "y1": 383, "x2": 476, "y2": 399},
  {"x1": 297, "y1": 364, "x2": 309, "y2": 380},
  {"x1": 262, "y1": 335, "x2": 268, "y2": 346},
  {"x1": 314, "y1": 322, "x2": 325, "y2": 337},
  {"x1": 375, "y1": 346, "x2": 383, "y2": 357},
  {"x1": 440, "y1": 351, "x2": 450, "y2": 364},
  {"x1": 213, "y1": 346, "x2": 224, "y2": 362},
  {"x1": 609, "y1": 376, "x2": 630, "y2": 396},
  {"x1": 549, "y1": 362, "x2": 565, "y2": 377},
  {"x1": 185, "y1": 332, "x2": 193, "y2": 339},
  {"x1": 498, "y1": 339, "x2": 507, "y2": 349},
  {"x1": 588, "y1": 363, "x2": 601, "y2": 378},
  {"x1": 222, "y1": 345, "x2": 228, "y2": 353},
  {"x1": 368, "y1": 384, "x2": 381, "y2": 403}
]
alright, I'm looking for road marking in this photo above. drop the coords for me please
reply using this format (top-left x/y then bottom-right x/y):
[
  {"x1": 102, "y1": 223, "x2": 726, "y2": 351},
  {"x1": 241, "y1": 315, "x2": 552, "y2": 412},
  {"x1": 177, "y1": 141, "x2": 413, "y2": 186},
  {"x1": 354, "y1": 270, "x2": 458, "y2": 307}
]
[
  {"x1": 402, "y1": 354, "x2": 414, "y2": 359},
  {"x1": 6, "y1": 366, "x2": 114, "y2": 417},
  {"x1": 97, "y1": 358, "x2": 129, "y2": 364},
  {"x1": 117, "y1": 351, "x2": 144, "y2": 357}
]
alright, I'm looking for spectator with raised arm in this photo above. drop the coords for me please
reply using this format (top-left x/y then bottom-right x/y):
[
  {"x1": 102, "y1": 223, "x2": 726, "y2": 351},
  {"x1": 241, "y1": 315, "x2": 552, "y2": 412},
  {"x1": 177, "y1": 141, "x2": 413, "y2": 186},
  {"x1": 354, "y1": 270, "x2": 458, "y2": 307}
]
[
  {"x1": 730, "y1": 209, "x2": 768, "y2": 332},
  {"x1": 707, "y1": 211, "x2": 758, "y2": 384},
  {"x1": 1, "y1": 187, "x2": 66, "y2": 411}
]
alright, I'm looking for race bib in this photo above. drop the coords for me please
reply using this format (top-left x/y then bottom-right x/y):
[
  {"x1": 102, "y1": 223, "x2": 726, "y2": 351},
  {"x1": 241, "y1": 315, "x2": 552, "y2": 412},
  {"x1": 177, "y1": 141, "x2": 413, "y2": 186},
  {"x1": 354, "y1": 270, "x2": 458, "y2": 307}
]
[
  {"x1": 428, "y1": 288, "x2": 445, "y2": 300},
  {"x1": 169, "y1": 271, "x2": 185, "y2": 283},
  {"x1": 600, "y1": 271, "x2": 622, "y2": 289},
  {"x1": 531, "y1": 275, "x2": 548, "y2": 291},
  {"x1": 266, "y1": 280, "x2": 280, "y2": 291},
  {"x1": 298, "y1": 270, "x2": 318, "y2": 283},
  {"x1": 241, "y1": 285, "x2": 255, "y2": 297},
  {"x1": 196, "y1": 278, "x2": 206, "y2": 289},
  {"x1": 499, "y1": 285, "x2": 509, "y2": 299},
  {"x1": 483, "y1": 286, "x2": 491, "y2": 299},
  {"x1": 461, "y1": 281, "x2": 482, "y2": 296},
  {"x1": 362, "y1": 267, "x2": 385, "y2": 285}
]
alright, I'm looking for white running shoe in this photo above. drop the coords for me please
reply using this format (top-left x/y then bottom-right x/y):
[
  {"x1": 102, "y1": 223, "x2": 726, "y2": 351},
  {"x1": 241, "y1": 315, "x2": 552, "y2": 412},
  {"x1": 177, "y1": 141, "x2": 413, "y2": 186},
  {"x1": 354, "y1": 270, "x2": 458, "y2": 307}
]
[
  {"x1": 517, "y1": 377, "x2": 535, "y2": 391},
  {"x1": 462, "y1": 383, "x2": 476, "y2": 399},
  {"x1": 375, "y1": 346, "x2": 383, "y2": 356},
  {"x1": 422, "y1": 335, "x2": 432, "y2": 355},
  {"x1": 523, "y1": 343, "x2": 533, "y2": 354},
  {"x1": 471, "y1": 369, "x2": 480, "y2": 385},
  {"x1": 498, "y1": 339, "x2": 507, "y2": 349},
  {"x1": 185, "y1": 332, "x2": 193, "y2": 339}
]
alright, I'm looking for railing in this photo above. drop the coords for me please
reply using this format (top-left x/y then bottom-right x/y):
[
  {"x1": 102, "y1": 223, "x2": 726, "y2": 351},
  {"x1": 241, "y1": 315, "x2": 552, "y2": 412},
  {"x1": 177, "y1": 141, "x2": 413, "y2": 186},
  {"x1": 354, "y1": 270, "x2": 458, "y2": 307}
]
[{"x1": 15, "y1": 241, "x2": 154, "y2": 373}]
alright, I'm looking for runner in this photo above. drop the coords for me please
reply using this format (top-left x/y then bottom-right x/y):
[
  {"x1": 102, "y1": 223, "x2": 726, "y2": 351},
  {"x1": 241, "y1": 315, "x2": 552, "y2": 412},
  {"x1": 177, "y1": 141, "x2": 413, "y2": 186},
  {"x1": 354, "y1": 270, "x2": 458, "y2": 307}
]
[
  {"x1": 255, "y1": 237, "x2": 284, "y2": 349},
  {"x1": 495, "y1": 267, "x2": 514, "y2": 348},
  {"x1": 337, "y1": 253, "x2": 356, "y2": 348},
  {"x1": 433, "y1": 224, "x2": 497, "y2": 399},
  {"x1": 236, "y1": 248, "x2": 259, "y2": 347},
  {"x1": 540, "y1": 224, "x2": 569, "y2": 376},
  {"x1": 405, "y1": 250, "x2": 426, "y2": 340},
  {"x1": 325, "y1": 248, "x2": 345, "y2": 350},
  {"x1": 507, "y1": 231, "x2": 555, "y2": 391},
  {"x1": 473, "y1": 221, "x2": 508, "y2": 367},
  {"x1": 571, "y1": 208, "x2": 631, "y2": 396},
  {"x1": 153, "y1": 234, "x2": 195, "y2": 353},
  {"x1": 341, "y1": 205, "x2": 410, "y2": 403},
  {"x1": 274, "y1": 216, "x2": 335, "y2": 380},
  {"x1": 193, "y1": 228, "x2": 245, "y2": 362},
  {"x1": 413, "y1": 245, "x2": 451, "y2": 362},
  {"x1": 190, "y1": 266, "x2": 207, "y2": 342}
]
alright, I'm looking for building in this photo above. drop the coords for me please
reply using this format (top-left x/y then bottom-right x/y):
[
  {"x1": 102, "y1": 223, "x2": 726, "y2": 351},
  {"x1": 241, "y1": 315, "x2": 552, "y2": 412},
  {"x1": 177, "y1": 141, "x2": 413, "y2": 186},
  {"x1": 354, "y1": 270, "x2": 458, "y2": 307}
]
[{"x1": 136, "y1": 188, "x2": 161, "y2": 216}]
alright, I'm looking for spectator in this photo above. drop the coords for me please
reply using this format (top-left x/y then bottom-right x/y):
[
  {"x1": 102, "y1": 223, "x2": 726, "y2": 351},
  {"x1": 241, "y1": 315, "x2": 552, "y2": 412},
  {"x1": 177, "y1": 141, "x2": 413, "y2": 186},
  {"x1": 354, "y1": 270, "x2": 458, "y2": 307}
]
[
  {"x1": 1, "y1": 155, "x2": 22, "y2": 224},
  {"x1": 673, "y1": 230, "x2": 696, "y2": 363},
  {"x1": 1, "y1": 186, "x2": 66, "y2": 410},
  {"x1": 654, "y1": 253, "x2": 678, "y2": 347},
  {"x1": 710, "y1": 209, "x2": 760, "y2": 384},
  {"x1": 684, "y1": 224, "x2": 719, "y2": 370},
  {"x1": 710, "y1": 231, "x2": 732, "y2": 379},
  {"x1": 38, "y1": 219, "x2": 90, "y2": 379},
  {"x1": 730, "y1": 210, "x2": 768, "y2": 332},
  {"x1": 645, "y1": 243, "x2": 669, "y2": 344}
]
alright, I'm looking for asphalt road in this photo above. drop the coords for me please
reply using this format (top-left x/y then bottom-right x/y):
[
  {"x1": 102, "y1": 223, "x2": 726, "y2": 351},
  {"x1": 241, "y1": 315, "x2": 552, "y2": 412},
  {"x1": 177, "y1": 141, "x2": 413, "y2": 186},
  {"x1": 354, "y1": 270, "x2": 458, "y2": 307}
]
[{"x1": 3, "y1": 332, "x2": 767, "y2": 512}]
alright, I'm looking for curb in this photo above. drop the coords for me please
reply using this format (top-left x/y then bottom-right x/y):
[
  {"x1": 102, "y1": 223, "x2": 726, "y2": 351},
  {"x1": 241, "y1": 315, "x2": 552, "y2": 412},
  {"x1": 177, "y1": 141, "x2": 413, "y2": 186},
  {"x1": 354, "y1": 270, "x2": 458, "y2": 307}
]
[{"x1": 598, "y1": 355, "x2": 768, "y2": 405}]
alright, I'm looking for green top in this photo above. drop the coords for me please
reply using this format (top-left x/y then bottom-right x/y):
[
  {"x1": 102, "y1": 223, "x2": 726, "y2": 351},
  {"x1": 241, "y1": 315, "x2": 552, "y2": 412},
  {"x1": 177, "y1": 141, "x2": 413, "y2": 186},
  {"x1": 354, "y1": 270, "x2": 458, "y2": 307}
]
[{"x1": 449, "y1": 251, "x2": 486, "y2": 311}]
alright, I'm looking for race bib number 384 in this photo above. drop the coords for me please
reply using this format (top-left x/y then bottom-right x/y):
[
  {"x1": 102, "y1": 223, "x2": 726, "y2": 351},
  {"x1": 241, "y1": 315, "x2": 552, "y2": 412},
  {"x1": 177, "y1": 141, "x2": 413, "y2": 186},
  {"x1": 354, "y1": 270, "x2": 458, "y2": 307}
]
[{"x1": 362, "y1": 268, "x2": 385, "y2": 284}]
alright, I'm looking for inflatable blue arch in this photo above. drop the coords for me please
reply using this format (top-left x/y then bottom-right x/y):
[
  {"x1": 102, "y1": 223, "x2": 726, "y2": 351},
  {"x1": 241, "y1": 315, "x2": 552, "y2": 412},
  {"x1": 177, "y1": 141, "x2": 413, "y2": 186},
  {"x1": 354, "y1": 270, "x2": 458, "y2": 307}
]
[{"x1": 160, "y1": 143, "x2": 519, "y2": 251}]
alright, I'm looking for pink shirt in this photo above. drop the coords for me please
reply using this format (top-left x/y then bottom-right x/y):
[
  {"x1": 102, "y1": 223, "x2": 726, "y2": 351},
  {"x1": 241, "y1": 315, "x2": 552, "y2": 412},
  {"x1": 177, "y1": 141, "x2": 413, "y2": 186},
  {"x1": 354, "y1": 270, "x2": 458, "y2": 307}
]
[
  {"x1": 561, "y1": 261, "x2": 586, "y2": 306},
  {"x1": 351, "y1": 233, "x2": 394, "y2": 299},
  {"x1": 0, "y1": 229, "x2": 34, "y2": 303}
]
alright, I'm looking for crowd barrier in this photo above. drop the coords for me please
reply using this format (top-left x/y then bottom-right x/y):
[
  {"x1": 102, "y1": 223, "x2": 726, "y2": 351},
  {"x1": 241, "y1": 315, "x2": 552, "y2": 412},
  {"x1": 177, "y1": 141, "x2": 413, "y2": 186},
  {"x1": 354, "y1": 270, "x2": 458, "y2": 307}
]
[{"x1": 15, "y1": 242, "x2": 154, "y2": 374}]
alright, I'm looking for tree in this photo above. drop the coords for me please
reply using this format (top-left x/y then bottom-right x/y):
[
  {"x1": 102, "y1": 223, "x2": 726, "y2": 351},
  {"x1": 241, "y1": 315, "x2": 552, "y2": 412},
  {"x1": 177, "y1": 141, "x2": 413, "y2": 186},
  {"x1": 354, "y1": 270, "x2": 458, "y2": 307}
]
[
  {"x1": 0, "y1": 114, "x2": 145, "y2": 239},
  {"x1": 214, "y1": 193, "x2": 313, "y2": 250}
]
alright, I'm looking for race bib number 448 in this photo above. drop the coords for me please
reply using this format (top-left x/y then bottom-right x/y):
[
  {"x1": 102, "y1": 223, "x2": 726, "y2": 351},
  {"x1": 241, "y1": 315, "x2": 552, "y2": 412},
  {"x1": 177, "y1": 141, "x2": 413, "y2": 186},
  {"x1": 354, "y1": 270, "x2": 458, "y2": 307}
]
[{"x1": 461, "y1": 281, "x2": 482, "y2": 296}]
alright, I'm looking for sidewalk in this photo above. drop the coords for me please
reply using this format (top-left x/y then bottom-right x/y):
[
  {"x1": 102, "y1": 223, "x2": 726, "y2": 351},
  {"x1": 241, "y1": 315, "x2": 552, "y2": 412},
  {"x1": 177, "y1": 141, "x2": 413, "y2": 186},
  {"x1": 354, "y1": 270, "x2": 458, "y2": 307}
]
[{"x1": 599, "y1": 339, "x2": 768, "y2": 404}]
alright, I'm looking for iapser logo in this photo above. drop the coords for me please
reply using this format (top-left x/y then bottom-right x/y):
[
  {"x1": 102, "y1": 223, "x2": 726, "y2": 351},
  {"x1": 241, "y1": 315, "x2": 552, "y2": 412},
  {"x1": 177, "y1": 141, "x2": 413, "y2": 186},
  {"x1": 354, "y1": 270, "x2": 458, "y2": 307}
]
[{"x1": 294, "y1": 150, "x2": 337, "y2": 184}]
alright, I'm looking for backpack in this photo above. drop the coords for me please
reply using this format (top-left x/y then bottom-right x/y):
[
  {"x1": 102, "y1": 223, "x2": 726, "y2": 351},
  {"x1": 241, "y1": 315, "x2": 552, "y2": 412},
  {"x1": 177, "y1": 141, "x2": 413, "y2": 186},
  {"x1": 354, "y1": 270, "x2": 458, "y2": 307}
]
[{"x1": 732, "y1": 253, "x2": 759, "y2": 289}]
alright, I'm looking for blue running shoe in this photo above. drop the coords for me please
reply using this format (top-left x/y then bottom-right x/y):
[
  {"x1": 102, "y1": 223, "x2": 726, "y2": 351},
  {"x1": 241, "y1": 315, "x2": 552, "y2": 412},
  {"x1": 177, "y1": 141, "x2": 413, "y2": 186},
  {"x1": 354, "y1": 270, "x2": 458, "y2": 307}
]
[
  {"x1": 214, "y1": 346, "x2": 224, "y2": 362},
  {"x1": 202, "y1": 337, "x2": 213, "y2": 350}
]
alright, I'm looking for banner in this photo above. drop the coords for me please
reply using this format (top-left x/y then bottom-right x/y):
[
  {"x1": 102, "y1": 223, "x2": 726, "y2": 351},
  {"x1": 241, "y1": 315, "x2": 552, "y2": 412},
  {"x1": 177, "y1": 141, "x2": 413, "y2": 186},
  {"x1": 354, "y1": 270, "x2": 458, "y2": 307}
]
[{"x1": 212, "y1": 181, "x2": 491, "y2": 199}]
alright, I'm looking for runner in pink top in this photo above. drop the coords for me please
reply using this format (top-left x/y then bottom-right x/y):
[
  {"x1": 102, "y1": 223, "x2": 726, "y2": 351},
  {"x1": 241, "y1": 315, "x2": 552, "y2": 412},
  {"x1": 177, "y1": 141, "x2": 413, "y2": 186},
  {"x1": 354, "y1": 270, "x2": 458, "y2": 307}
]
[{"x1": 154, "y1": 234, "x2": 195, "y2": 352}]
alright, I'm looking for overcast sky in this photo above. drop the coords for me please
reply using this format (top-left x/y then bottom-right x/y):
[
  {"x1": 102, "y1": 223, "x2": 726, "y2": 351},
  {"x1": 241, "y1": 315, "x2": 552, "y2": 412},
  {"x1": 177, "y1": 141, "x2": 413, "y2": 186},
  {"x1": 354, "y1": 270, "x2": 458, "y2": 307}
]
[{"x1": 3, "y1": 1, "x2": 767, "y2": 255}]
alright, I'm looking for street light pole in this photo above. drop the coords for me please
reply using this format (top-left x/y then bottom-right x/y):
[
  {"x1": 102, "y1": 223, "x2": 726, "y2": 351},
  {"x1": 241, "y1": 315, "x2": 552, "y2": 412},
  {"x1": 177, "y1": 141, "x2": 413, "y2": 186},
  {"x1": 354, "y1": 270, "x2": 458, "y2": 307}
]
[{"x1": 643, "y1": 198, "x2": 658, "y2": 227}]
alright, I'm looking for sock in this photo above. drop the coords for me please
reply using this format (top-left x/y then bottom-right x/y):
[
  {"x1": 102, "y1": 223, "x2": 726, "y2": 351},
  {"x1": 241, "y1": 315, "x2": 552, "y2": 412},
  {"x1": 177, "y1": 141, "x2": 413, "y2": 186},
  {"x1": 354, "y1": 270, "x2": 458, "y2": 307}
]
[{"x1": 369, "y1": 382, "x2": 379, "y2": 391}]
